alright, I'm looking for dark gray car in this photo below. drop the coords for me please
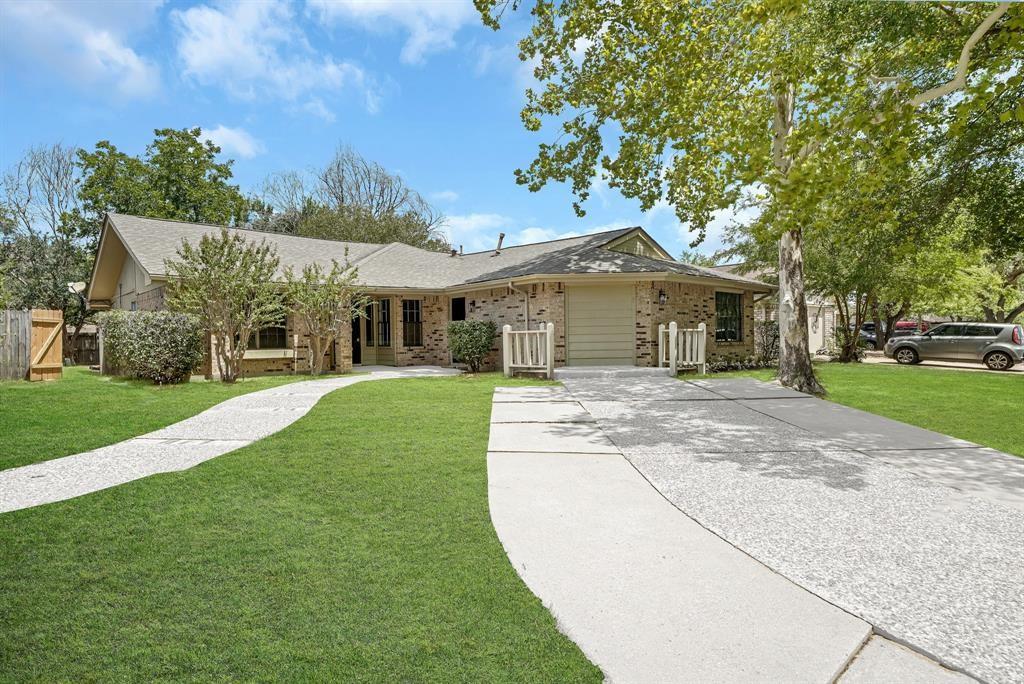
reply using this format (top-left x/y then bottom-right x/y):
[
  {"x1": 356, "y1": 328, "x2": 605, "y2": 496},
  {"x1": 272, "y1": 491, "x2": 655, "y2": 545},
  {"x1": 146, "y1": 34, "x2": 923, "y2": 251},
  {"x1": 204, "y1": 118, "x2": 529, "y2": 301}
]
[{"x1": 884, "y1": 322, "x2": 1024, "y2": 370}]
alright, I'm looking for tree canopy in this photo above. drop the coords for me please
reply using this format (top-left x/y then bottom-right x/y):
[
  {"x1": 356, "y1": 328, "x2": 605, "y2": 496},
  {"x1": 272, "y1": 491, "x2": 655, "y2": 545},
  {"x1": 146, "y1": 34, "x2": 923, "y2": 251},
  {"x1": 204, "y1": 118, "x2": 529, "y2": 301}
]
[
  {"x1": 78, "y1": 127, "x2": 249, "y2": 227},
  {"x1": 252, "y1": 146, "x2": 450, "y2": 251},
  {"x1": 0, "y1": 143, "x2": 93, "y2": 357},
  {"x1": 476, "y1": 0, "x2": 1021, "y2": 389}
]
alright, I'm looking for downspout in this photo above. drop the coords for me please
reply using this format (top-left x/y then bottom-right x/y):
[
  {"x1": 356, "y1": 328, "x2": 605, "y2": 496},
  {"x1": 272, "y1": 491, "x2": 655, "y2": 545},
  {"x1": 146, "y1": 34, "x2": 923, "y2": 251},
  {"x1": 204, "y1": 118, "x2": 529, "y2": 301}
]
[{"x1": 508, "y1": 280, "x2": 530, "y2": 329}]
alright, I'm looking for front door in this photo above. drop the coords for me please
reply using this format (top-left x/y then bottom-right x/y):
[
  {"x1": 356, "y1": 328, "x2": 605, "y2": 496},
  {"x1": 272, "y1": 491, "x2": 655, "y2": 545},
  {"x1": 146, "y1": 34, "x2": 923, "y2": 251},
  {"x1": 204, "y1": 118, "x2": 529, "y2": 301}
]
[{"x1": 351, "y1": 316, "x2": 362, "y2": 364}]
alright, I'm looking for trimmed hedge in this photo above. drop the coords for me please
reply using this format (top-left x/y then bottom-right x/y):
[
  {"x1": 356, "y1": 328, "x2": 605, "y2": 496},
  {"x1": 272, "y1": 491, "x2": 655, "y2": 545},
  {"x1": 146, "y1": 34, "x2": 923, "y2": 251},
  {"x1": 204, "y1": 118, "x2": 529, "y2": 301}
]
[
  {"x1": 447, "y1": 320, "x2": 497, "y2": 372},
  {"x1": 98, "y1": 310, "x2": 205, "y2": 384}
]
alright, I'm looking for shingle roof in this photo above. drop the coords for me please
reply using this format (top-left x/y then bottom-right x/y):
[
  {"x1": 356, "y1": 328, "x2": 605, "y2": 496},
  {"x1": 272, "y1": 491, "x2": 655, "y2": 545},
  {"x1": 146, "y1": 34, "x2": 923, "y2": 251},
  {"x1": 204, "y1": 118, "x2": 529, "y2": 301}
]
[
  {"x1": 108, "y1": 213, "x2": 387, "y2": 279},
  {"x1": 106, "y1": 213, "x2": 770, "y2": 291}
]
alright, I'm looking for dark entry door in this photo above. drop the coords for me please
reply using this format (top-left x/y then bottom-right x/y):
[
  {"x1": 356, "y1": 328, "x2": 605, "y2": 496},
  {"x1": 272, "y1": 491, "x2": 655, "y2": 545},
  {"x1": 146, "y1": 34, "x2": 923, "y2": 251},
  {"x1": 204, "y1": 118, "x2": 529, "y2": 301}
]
[{"x1": 351, "y1": 317, "x2": 362, "y2": 364}]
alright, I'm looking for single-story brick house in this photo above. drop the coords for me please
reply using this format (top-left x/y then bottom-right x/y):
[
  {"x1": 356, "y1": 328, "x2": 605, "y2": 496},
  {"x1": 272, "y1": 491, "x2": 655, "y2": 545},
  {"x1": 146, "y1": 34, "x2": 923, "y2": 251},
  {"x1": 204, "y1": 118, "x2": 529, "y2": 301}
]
[{"x1": 86, "y1": 213, "x2": 772, "y2": 376}]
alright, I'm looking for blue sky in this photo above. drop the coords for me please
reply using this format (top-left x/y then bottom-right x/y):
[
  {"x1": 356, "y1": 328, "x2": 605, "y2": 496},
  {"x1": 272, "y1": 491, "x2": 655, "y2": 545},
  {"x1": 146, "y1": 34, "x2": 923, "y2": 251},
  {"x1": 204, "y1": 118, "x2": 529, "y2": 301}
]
[{"x1": 0, "y1": 0, "x2": 734, "y2": 255}]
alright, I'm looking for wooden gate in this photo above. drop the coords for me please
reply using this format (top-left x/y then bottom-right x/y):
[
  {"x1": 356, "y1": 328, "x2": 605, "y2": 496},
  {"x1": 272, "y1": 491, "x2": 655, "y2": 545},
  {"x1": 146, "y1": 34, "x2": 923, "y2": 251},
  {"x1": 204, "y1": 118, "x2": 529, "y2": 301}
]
[
  {"x1": 0, "y1": 309, "x2": 63, "y2": 381},
  {"x1": 30, "y1": 309, "x2": 63, "y2": 381}
]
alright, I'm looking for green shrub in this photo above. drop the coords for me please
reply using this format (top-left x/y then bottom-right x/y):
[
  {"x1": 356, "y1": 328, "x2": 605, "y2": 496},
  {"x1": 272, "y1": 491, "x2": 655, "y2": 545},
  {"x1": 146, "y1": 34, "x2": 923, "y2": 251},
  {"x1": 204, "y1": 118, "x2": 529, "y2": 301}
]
[
  {"x1": 98, "y1": 310, "x2": 205, "y2": 384},
  {"x1": 447, "y1": 320, "x2": 497, "y2": 372},
  {"x1": 753, "y1": 320, "x2": 780, "y2": 364},
  {"x1": 706, "y1": 355, "x2": 775, "y2": 373}
]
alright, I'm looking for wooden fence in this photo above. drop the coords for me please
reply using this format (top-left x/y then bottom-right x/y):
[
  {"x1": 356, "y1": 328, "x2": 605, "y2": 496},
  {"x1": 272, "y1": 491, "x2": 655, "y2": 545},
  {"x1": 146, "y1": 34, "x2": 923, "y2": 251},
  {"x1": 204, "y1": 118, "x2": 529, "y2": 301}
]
[{"x1": 0, "y1": 309, "x2": 63, "y2": 381}]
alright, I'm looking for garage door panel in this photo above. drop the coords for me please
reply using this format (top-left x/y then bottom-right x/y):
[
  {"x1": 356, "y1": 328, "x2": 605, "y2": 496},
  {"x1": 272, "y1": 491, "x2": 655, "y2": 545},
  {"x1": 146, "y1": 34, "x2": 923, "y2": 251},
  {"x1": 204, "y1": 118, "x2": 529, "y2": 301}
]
[
  {"x1": 566, "y1": 309, "x2": 632, "y2": 318},
  {"x1": 567, "y1": 333, "x2": 636, "y2": 343},
  {"x1": 567, "y1": 285, "x2": 635, "y2": 366},
  {"x1": 569, "y1": 340, "x2": 636, "y2": 351},
  {"x1": 566, "y1": 330, "x2": 635, "y2": 339}
]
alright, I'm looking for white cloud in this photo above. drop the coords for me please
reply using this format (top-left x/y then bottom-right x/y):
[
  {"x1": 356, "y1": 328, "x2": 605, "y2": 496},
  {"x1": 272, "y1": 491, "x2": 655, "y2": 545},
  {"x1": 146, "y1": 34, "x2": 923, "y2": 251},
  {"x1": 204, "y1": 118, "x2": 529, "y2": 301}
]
[
  {"x1": 299, "y1": 97, "x2": 337, "y2": 123},
  {"x1": 444, "y1": 213, "x2": 629, "y2": 253},
  {"x1": 430, "y1": 190, "x2": 459, "y2": 203},
  {"x1": 444, "y1": 213, "x2": 512, "y2": 252},
  {"x1": 0, "y1": 0, "x2": 162, "y2": 99},
  {"x1": 308, "y1": 0, "x2": 477, "y2": 65},
  {"x1": 200, "y1": 125, "x2": 266, "y2": 159},
  {"x1": 172, "y1": 0, "x2": 378, "y2": 118}
]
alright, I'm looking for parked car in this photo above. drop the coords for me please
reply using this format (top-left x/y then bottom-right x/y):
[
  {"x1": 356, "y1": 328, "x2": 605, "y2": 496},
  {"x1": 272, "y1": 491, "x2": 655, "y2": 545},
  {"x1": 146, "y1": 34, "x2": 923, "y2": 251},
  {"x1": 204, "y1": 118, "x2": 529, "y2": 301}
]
[
  {"x1": 850, "y1": 323, "x2": 878, "y2": 350},
  {"x1": 891, "y1": 320, "x2": 928, "y2": 336},
  {"x1": 883, "y1": 322, "x2": 1024, "y2": 370}
]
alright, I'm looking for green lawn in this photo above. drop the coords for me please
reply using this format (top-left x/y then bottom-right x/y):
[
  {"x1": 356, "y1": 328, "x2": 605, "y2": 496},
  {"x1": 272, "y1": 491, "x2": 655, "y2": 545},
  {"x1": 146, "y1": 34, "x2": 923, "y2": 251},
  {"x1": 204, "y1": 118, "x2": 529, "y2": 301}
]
[
  {"x1": 0, "y1": 367, "x2": 326, "y2": 471},
  {"x1": 707, "y1": 363, "x2": 1024, "y2": 457},
  {"x1": 0, "y1": 374, "x2": 600, "y2": 682}
]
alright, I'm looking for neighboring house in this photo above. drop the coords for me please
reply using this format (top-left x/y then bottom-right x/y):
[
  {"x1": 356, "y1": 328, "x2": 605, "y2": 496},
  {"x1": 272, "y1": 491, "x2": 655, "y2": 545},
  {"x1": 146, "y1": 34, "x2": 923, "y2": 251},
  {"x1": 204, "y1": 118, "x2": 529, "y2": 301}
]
[
  {"x1": 712, "y1": 263, "x2": 837, "y2": 354},
  {"x1": 86, "y1": 213, "x2": 772, "y2": 376},
  {"x1": 66, "y1": 323, "x2": 99, "y2": 366}
]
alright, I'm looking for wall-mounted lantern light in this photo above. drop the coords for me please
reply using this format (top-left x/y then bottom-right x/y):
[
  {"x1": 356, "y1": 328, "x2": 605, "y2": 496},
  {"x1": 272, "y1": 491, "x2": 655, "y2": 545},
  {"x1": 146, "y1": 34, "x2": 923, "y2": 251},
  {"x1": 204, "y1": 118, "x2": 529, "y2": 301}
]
[{"x1": 658, "y1": 289, "x2": 668, "y2": 306}]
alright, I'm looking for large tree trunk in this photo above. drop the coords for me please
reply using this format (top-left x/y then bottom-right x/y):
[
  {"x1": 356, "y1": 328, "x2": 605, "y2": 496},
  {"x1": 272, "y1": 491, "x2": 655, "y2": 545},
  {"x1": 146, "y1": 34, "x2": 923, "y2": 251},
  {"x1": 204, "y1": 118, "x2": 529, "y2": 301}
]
[{"x1": 777, "y1": 229, "x2": 824, "y2": 395}]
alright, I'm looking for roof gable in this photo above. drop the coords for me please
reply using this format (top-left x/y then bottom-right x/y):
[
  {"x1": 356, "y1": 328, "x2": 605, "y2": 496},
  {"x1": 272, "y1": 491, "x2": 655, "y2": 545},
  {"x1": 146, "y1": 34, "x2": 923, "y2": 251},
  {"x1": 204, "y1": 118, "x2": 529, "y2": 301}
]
[{"x1": 601, "y1": 228, "x2": 672, "y2": 260}]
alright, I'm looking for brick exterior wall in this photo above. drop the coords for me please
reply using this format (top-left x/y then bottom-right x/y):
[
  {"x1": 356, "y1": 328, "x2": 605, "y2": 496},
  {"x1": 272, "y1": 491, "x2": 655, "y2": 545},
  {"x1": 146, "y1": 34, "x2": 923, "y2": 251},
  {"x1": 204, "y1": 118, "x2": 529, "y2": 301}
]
[
  {"x1": 112, "y1": 277, "x2": 760, "y2": 376},
  {"x1": 460, "y1": 282, "x2": 567, "y2": 371},
  {"x1": 635, "y1": 281, "x2": 756, "y2": 366},
  {"x1": 394, "y1": 295, "x2": 450, "y2": 366}
]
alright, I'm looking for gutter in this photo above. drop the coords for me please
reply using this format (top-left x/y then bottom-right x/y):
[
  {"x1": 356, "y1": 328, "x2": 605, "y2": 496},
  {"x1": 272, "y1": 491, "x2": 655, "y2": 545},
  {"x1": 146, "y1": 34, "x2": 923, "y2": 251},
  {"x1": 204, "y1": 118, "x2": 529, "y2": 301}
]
[{"x1": 508, "y1": 280, "x2": 530, "y2": 329}]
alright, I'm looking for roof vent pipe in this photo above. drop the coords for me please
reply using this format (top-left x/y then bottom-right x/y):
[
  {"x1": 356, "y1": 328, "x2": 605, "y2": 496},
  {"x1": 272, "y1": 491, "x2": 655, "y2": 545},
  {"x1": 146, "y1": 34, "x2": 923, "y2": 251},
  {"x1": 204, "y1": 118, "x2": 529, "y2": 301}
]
[
  {"x1": 495, "y1": 232, "x2": 505, "y2": 255},
  {"x1": 459, "y1": 245, "x2": 463, "y2": 255}
]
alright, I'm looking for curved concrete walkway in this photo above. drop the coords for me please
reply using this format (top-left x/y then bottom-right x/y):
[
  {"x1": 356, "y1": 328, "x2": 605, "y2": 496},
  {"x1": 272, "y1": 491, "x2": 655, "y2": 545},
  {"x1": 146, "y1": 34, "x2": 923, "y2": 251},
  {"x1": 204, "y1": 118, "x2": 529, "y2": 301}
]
[{"x1": 0, "y1": 366, "x2": 458, "y2": 513}]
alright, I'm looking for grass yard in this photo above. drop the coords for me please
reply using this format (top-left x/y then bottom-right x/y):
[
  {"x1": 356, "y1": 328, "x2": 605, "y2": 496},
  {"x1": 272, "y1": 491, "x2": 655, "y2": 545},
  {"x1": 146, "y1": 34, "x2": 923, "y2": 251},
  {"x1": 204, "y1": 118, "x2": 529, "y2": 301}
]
[
  {"x1": 0, "y1": 367, "x2": 328, "y2": 471},
  {"x1": 0, "y1": 374, "x2": 600, "y2": 682},
  {"x1": 710, "y1": 363, "x2": 1024, "y2": 457}
]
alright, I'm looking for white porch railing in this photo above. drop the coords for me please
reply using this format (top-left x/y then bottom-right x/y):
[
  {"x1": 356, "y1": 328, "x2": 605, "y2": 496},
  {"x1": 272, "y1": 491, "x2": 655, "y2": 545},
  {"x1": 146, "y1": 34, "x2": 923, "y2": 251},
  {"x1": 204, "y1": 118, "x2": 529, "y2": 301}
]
[
  {"x1": 657, "y1": 321, "x2": 707, "y2": 375},
  {"x1": 502, "y1": 322, "x2": 555, "y2": 379}
]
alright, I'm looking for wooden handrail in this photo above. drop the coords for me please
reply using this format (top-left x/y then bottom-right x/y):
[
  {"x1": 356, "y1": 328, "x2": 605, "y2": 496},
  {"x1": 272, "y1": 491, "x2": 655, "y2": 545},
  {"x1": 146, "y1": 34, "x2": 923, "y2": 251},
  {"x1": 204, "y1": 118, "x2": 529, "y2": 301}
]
[
  {"x1": 658, "y1": 321, "x2": 707, "y2": 375},
  {"x1": 502, "y1": 322, "x2": 555, "y2": 379}
]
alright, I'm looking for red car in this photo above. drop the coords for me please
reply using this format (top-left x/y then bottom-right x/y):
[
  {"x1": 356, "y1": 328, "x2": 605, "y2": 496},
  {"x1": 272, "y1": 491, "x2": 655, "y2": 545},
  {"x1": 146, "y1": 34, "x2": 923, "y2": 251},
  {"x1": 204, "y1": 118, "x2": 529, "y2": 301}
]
[{"x1": 892, "y1": 320, "x2": 928, "y2": 336}]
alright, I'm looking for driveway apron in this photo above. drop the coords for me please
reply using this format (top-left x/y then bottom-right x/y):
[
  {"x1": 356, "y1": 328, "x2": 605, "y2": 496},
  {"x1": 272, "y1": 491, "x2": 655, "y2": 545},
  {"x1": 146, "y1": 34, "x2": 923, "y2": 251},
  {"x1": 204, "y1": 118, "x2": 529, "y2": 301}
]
[
  {"x1": 488, "y1": 385, "x2": 872, "y2": 683},
  {"x1": 558, "y1": 375, "x2": 1024, "y2": 684},
  {"x1": 0, "y1": 367, "x2": 458, "y2": 513}
]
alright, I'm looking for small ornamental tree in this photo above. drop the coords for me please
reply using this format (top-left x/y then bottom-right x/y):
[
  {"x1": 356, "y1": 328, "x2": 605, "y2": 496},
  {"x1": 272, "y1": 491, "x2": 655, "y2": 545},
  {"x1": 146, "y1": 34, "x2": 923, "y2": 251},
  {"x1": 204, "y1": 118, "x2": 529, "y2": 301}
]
[
  {"x1": 447, "y1": 320, "x2": 497, "y2": 372},
  {"x1": 284, "y1": 259, "x2": 369, "y2": 376},
  {"x1": 165, "y1": 228, "x2": 285, "y2": 383}
]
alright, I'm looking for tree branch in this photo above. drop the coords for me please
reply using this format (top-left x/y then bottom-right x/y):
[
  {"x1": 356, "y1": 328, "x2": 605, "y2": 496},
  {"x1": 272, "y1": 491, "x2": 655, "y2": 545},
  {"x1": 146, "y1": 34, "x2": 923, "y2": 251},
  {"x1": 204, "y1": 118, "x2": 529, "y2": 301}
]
[
  {"x1": 908, "y1": 2, "x2": 1010, "y2": 108},
  {"x1": 1004, "y1": 300, "x2": 1024, "y2": 323}
]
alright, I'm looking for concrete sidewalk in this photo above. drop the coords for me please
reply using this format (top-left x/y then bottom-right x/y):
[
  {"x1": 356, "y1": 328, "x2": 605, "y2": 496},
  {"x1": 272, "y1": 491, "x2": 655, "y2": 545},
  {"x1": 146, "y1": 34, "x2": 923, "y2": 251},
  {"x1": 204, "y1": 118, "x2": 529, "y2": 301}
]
[
  {"x1": 488, "y1": 386, "x2": 875, "y2": 682},
  {"x1": 562, "y1": 375, "x2": 1022, "y2": 683},
  {"x1": 0, "y1": 366, "x2": 458, "y2": 513}
]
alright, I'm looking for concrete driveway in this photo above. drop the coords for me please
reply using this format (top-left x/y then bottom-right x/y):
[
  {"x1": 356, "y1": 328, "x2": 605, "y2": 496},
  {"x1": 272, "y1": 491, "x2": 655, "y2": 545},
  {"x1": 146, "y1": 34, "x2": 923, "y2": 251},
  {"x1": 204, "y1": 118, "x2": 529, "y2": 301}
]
[
  {"x1": 488, "y1": 375, "x2": 1023, "y2": 683},
  {"x1": 862, "y1": 350, "x2": 1024, "y2": 373}
]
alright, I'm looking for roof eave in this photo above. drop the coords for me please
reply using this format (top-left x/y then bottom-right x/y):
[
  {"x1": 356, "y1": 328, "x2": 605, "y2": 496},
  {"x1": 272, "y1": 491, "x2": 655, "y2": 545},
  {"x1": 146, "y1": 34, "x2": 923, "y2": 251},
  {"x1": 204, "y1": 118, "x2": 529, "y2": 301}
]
[{"x1": 446, "y1": 270, "x2": 774, "y2": 294}]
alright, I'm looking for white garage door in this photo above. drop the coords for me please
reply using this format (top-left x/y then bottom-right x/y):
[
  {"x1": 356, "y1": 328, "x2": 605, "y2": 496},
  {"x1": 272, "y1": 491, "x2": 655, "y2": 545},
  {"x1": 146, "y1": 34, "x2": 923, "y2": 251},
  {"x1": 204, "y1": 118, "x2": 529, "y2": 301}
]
[{"x1": 566, "y1": 285, "x2": 635, "y2": 366}]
